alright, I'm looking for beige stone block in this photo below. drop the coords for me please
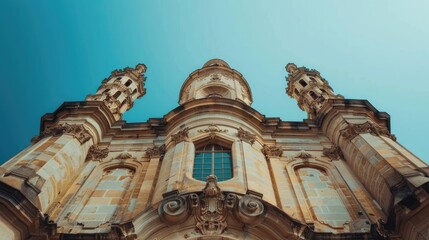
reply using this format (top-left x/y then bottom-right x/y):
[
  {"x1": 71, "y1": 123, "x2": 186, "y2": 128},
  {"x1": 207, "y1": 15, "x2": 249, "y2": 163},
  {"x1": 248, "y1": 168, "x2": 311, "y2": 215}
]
[{"x1": 105, "y1": 190, "x2": 123, "y2": 197}]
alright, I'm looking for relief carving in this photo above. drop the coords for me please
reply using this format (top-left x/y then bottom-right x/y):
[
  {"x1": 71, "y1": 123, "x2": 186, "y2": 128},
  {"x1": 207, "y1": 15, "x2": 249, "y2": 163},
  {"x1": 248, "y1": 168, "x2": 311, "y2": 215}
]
[
  {"x1": 190, "y1": 176, "x2": 231, "y2": 235},
  {"x1": 32, "y1": 123, "x2": 92, "y2": 144},
  {"x1": 114, "y1": 152, "x2": 136, "y2": 160},
  {"x1": 111, "y1": 64, "x2": 147, "y2": 79},
  {"x1": 295, "y1": 150, "x2": 312, "y2": 159},
  {"x1": 322, "y1": 145, "x2": 343, "y2": 160},
  {"x1": 145, "y1": 144, "x2": 166, "y2": 158},
  {"x1": 340, "y1": 121, "x2": 396, "y2": 141},
  {"x1": 172, "y1": 127, "x2": 190, "y2": 143},
  {"x1": 262, "y1": 144, "x2": 283, "y2": 158},
  {"x1": 237, "y1": 127, "x2": 256, "y2": 145},
  {"x1": 198, "y1": 124, "x2": 228, "y2": 139},
  {"x1": 158, "y1": 195, "x2": 190, "y2": 225},
  {"x1": 158, "y1": 176, "x2": 266, "y2": 236},
  {"x1": 210, "y1": 74, "x2": 221, "y2": 81},
  {"x1": 86, "y1": 145, "x2": 109, "y2": 161},
  {"x1": 235, "y1": 194, "x2": 265, "y2": 226}
]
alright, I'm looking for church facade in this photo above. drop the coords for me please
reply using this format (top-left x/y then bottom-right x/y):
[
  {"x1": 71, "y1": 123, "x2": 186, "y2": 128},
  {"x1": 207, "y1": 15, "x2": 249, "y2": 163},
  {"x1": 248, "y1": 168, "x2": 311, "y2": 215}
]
[{"x1": 0, "y1": 59, "x2": 428, "y2": 239}]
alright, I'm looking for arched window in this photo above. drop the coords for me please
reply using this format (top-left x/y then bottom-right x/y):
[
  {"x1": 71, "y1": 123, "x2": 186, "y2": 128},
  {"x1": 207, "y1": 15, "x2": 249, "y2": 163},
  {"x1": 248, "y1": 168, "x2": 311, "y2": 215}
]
[
  {"x1": 299, "y1": 79, "x2": 307, "y2": 87},
  {"x1": 193, "y1": 144, "x2": 232, "y2": 182},
  {"x1": 296, "y1": 167, "x2": 351, "y2": 228},
  {"x1": 113, "y1": 91, "x2": 121, "y2": 99},
  {"x1": 294, "y1": 88, "x2": 300, "y2": 95},
  {"x1": 125, "y1": 80, "x2": 132, "y2": 87},
  {"x1": 309, "y1": 91, "x2": 318, "y2": 100}
]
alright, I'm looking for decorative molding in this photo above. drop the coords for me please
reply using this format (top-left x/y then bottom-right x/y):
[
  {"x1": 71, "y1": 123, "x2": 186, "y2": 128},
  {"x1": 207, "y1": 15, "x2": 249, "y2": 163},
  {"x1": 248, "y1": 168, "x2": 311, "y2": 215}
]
[
  {"x1": 158, "y1": 195, "x2": 190, "y2": 225},
  {"x1": 32, "y1": 123, "x2": 92, "y2": 144},
  {"x1": 198, "y1": 124, "x2": 228, "y2": 139},
  {"x1": 235, "y1": 194, "x2": 265, "y2": 226},
  {"x1": 262, "y1": 144, "x2": 283, "y2": 158},
  {"x1": 237, "y1": 127, "x2": 256, "y2": 145},
  {"x1": 145, "y1": 144, "x2": 166, "y2": 158},
  {"x1": 322, "y1": 145, "x2": 343, "y2": 160},
  {"x1": 111, "y1": 64, "x2": 147, "y2": 79},
  {"x1": 158, "y1": 176, "x2": 266, "y2": 236},
  {"x1": 86, "y1": 145, "x2": 109, "y2": 161},
  {"x1": 295, "y1": 150, "x2": 312, "y2": 159},
  {"x1": 210, "y1": 74, "x2": 221, "y2": 81},
  {"x1": 114, "y1": 152, "x2": 135, "y2": 160},
  {"x1": 172, "y1": 127, "x2": 189, "y2": 143},
  {"x1": 190, "y1": 176, "x2": 232, "y2": 235},
  {"x1": 340, "y1": 121, "x2": 396, "y2": 141}
]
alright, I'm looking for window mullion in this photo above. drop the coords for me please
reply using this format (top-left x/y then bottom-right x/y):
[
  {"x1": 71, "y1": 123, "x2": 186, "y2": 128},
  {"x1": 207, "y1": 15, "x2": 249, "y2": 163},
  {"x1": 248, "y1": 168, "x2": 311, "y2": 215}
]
[{"x1": 211, "y1": 145, "x2": 215, "y2": 175}]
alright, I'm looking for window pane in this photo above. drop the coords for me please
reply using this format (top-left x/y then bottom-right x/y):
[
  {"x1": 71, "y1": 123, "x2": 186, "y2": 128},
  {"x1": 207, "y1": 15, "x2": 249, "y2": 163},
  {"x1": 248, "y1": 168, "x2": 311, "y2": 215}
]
[
  {"x1": 202, "y1": 173, "x2": 210, "y2": 179},
  {"x1": 214, "y1": 163, "x2": 223, "y2": 168},
  {"x1": 214, "y1": 159, "x2": 223, "y2": 165},
  {"x1": 193, "y1": 143, "x2": 233, "y2": 182}
]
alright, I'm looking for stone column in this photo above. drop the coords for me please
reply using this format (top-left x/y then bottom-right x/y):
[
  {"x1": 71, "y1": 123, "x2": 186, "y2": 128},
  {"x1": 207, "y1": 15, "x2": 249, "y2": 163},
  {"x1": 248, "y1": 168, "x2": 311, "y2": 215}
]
[
  {"x1": 166, "y1": 128, "x2": 194, "y2": 193},
  {"x1": 237, "y1": 128, "x2": 276, "y2": 205},
  {"x1": 262, "y1": 145, "x2": 303, "y2": 219},
  {"x1": 325, "y1": 117, "x2": 429, "y2": 214},
  {"x1": 134, "y1": 145, "x2": 166, "y2": 213},
  {"x1": 1, "y1": 123, "x2": 94, "y2": 212}
]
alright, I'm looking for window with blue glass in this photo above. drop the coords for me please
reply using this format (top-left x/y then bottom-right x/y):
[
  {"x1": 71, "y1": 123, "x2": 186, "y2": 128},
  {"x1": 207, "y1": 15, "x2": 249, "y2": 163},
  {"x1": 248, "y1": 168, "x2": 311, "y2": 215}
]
[{"x1": 193, "y1": 144, "x2": 232, "y2": 181}]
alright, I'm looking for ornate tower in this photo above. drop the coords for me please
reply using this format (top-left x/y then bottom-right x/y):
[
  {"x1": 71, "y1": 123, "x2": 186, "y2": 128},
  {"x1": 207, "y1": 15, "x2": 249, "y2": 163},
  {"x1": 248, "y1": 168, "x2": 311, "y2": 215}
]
[
  {"x1": 86, "y1": 64, "x2": 147, "y2": 121},
  {"x1": 285, "y1": 63, "x2": 343, "y2": 119},
  {"x1": 286, "y1": 63, "x2": 429, "y2": 240}
]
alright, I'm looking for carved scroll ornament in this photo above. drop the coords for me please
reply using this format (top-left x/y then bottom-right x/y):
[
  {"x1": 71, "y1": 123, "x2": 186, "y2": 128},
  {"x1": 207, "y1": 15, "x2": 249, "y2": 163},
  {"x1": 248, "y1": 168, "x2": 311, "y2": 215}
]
[
  {"x1": 322, "y1": 145, "x2": 344, "y2": 160},
  {"x1": 237, "y1": 127, "x2": 256, "y2": 145},
  {"x1": 145, "y1": 144, "x2": 166, "y2": 158},
  {"x1": 295, "y1": 150, "x2": 312, "y2": 159},
  {"x1": 171, "y1": 127, "x2": 189, "y2": 143},
  {"x1": 340, "y1": 121, "x2": 396, "y2": 141},
  {"x1": 198, "y1": 124, "x2": 228, "y2": 139},
  {"x1": 114, "y1": 152, "x2": 135, "y2": 160},
  {"x1": 262, "y1": 144, "x2": 283, "y2": 158},
  {"x1": 158, "y1": 176, "x2": 266, "y2": 236},
  {"x1": 86, "y1": 145, "x2": 109, "y2": 161},
  {"x1": 32, "y1": 123, "x2": 92, "y2": 144}
]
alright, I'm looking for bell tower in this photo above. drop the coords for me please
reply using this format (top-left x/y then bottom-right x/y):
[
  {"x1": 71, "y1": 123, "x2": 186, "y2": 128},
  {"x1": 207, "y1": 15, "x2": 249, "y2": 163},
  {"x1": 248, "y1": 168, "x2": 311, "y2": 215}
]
[
  {"x1": 86, "y1": 63, "x2": 147, "y2": 120},
  {"x1": 285, "y1": 63, "x2": 343, "y2": 119}
]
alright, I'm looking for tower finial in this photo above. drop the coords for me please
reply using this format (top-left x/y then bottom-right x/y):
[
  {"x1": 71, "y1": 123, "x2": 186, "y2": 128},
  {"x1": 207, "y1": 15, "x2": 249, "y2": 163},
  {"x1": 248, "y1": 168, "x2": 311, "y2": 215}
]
[
  {"x1": 285, "y1": 63, "x2": 298, "y2": 74},
  {"x1": 86, "y1": 63, "x2": 148, "y2": 121},
  {"x1": 133, "y1": 63, "x2": 147, "y2": 76},
  {"x1": 285, "y1": 64, "x2": 343, "y2": 119}
]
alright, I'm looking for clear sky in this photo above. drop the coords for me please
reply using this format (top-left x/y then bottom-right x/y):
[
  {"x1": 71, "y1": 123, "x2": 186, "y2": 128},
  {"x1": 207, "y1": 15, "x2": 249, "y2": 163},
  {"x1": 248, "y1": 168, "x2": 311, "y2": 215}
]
[{"x1": 0, "y1": 1, "x2": 428, "y2": 164}]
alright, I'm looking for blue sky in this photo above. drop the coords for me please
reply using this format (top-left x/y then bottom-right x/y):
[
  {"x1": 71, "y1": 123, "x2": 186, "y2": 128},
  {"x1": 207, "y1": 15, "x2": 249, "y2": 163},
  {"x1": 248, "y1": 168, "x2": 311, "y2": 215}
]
[{"x1": 0, "y1": 0, "x2": 428, "y2": 164}]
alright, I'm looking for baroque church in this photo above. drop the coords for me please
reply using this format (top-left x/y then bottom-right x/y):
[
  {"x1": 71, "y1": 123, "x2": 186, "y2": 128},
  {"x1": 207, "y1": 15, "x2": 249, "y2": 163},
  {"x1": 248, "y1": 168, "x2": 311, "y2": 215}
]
[{"x1": 0, "y1": 59, "x2": 428, "y2": 240}]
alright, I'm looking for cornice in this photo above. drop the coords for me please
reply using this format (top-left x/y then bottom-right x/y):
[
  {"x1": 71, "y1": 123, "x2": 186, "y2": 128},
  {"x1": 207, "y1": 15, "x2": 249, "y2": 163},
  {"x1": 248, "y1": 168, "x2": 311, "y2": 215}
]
[
  {"x1": 316, "y1": 98, "x2": 391, "y2": 131},
  {"x1": 164, "y1": 98, "x2": 266, "y2": 133},
  {"x1": 39, "y1": 101, "x2": 117, "y2": 134}
]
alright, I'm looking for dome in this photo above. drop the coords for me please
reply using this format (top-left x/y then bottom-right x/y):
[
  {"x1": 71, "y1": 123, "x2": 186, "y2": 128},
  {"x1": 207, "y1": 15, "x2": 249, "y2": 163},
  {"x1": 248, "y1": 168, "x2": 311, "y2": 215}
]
[{"x1": 179, "y1": 59, "x2": 253, "y2": 106}]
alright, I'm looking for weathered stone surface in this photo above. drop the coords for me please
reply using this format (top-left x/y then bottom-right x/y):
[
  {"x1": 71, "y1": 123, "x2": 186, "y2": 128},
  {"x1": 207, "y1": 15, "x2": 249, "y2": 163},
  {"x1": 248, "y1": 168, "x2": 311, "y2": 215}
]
[{"x1": 0, "y1": 60, "x2": 427, "y2": 240}]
